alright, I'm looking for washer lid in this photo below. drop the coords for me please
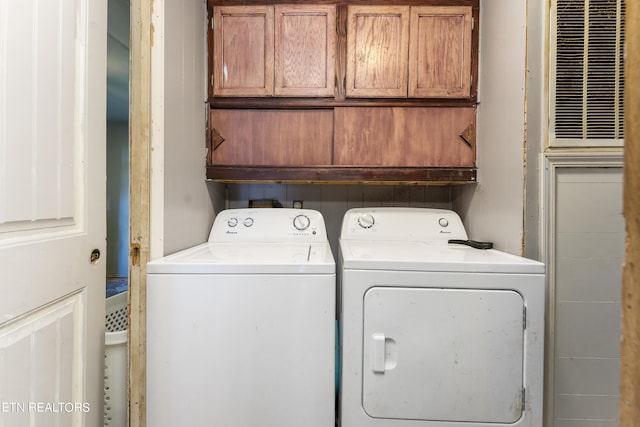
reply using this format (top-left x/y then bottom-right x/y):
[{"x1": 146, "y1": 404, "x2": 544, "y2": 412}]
[
  {"x1": 147, "y1": 242, "x2": 335, "y2": 274},
  {"x1": 340, "y1": 240, "x2": 544, "y2": 274}
]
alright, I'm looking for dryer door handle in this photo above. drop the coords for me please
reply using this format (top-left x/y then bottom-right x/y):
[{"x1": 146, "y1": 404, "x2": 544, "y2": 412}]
[{"x1": 372, "y1": 333, "x2": 386, "y2": 373}]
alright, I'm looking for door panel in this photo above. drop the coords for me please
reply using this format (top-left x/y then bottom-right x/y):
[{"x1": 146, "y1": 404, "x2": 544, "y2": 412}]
[
  {"x1": 0, "y1": 0, "x2": 107, "y2": 425},
  {"x1": 346, "y1": 6, "x2": 409, "y2": 97},
  {"x1": 275, "y1": 5, "x2": 336, "y2": 97},
  {"x1": 210, "y1": 109, "x2": 333, "y2": 166},
  {"x1": 362, "y1": 287, "x2": 524, "y2": 423},
  {"x1": 409, "y1": 6, "x2": 472, "y2": 98},
  {"x1": 213, "y1": 6, "x2": 274, "y2": 96},
  {"x1": 333, "y1": 107, "x2": 476, "y2": 167},
  {"x1": 0, "y1": 294, "x2": 81, "y2": 426}
]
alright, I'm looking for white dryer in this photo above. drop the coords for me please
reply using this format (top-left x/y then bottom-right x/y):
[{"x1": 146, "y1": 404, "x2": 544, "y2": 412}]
[
  {"x1": 338, "y1": 208, "x2": 545, "y2": 427},
  {"x1": 147, "y1": 208, "x2": 335, "y2": 427}
]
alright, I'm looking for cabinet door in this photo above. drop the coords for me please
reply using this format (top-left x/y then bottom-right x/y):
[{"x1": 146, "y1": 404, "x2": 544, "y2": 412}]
[
  {"x1": 409, "y1": 6, "x2": 472, "y2": 98},
  {"x1": 210, "y1": 109, "x2": 333, "y2": 166},
  {"x1": 346, "y1": 6, "x2": 409, "y2": 98},
  {"x1": 333, "y1": 107, "x2": 476, "y2": 167},
  {"x1": 213, "y1": 6, "x2": 274, "y2": 96},
  {"x1": 275, "y1": 5, "x2": 336, "y2": 97}
]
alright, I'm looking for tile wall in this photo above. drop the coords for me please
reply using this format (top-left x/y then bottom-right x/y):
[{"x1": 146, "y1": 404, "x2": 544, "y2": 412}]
[{"x1": 552, "y1": 167, "x2": 624, "y2": 427}]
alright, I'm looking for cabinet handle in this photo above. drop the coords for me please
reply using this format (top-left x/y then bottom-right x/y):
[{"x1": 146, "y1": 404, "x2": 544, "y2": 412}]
[
  {"x1": 212, "y1": 128, "x2": 226, "y2": 151},
  {"x1": 458, "y1": 122, "x2": 475, "y2": 147}
]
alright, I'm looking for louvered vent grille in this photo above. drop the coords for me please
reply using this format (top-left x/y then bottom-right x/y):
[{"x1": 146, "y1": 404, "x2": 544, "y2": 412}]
[{"x1": 553, "y1": 0, "x2": 625, "y2": 146}]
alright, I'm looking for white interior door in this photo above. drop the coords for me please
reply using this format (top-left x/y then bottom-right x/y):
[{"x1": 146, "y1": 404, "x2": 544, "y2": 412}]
[{"x1": 0, "y1": 0, "x2": 107, "y2": 426}]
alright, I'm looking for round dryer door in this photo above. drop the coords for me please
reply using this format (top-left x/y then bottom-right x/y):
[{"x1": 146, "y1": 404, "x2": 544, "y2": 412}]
[{"x1": 362, "y1": 287, "x2": 525, "y2": 423}]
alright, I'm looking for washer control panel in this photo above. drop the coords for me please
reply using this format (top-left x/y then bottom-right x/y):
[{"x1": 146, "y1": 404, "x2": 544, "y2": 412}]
[
  {"x1": 209, "y1": 208, "x2": 328, "y2": 242},
  {"x1": 342, "y1": 208, "x2": 468, "y2": 243},
  {"x1": 357, "y1": 213, "x2": 375, "y2": 229},
  {"x1": 293, "y1": 214, "x2": 311, "y2": 231}
]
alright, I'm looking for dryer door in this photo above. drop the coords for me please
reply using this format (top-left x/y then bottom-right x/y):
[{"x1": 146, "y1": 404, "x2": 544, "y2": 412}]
[{"x1": 362, "y1": 287, "x2": 525, "y2": 423}]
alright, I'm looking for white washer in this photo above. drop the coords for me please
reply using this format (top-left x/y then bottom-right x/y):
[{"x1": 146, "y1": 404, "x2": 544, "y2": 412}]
[
  {"x1": 147, "y1": 208, "x2": 335, "y2": 427},
  {"x1": 339, "y1": 207, "x2": 545, "y2": 427}
]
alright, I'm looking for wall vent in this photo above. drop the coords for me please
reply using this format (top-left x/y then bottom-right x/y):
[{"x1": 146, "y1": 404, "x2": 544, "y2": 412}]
[{"x1": 550, "y1": 0, "x2": 625, "y2": 147}]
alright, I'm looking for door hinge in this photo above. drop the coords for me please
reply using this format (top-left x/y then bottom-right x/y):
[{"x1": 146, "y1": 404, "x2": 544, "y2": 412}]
[{"x1": 130, "y1": 243, "x2": 140, "y2": 267}]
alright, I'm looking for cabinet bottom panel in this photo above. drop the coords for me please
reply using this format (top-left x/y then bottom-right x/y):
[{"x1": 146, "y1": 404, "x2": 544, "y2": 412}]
[
  {"x1": 333, "y1": 107, "x2": 476, "y2": 167},
  {"x1": 206, "y1": 166, "x2": 477, "y2": 184}
]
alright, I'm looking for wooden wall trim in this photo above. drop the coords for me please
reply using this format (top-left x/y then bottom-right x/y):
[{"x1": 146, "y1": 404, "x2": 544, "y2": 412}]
[
  {"x1": 207, "y1": 98, "x2": 478, "y2": 108},
  {"x1": 206, "y1": 165, "x2": 476, "y2": 183},
  {"x1": 620, "y1": 0, "x2": 640, "y2": 424},
  {"x1": 129, "y1": 0, "x2": 152, "y2": 426}
]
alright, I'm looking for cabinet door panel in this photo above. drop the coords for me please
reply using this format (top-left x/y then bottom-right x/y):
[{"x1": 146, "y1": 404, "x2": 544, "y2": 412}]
[
  {"x1": 275, "y1": 5, "x2": 336, "y2": 97},
  {"x1": 213, "y1": 6, "x2": 274, "y2": 96},
  {"x1": 346, "y1": 6, "x2": 409, "y2": 98},
  {"x1": 210, "y1": 110, "x2": 333, "y2": 166},
  {"x1": 334, "y1": 107, "x2": 475, "y2": 167},
  {"x1": 409, "y1": 6, "x2": 472, "y2": 98}
]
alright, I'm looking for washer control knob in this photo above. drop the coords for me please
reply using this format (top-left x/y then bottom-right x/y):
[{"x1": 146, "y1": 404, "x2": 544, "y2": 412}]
[
  {"x1": 293, "y1": 214, "x2": 311, "y2": 231},
  {"x1": 227, "y1": 217, "x2": 238, "y2": 228},
  {"x1": 358, "y1": 213, "x2": 375, "y2": 229},
  {"x1": 243, "y1": 217, "x2": 254, "y2": 227},
  {"x1": 438, "y1": 217, "x2": 449, "y2": 227}
]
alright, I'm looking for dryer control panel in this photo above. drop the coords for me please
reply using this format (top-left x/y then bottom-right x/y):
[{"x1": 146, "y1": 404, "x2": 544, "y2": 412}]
[
  {"x1": 340, "y1": 208, "x2": 468, "y2": 244},
  {"x1": 209, "y1": 208, "x2": 329, "y2": 242}
]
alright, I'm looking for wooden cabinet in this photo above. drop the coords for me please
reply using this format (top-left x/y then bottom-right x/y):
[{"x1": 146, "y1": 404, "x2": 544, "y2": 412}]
[
  {"x1": 212, "y1": 5, "x2": 335, "y2": 97},
  {"x1": 207, "y1": 106, "x2": 476, "y2": 183},
  {"x1": 206, "y1": 0, "x2": 479, "y2": 184},
  {"x1": 346, "y1": 5, "x2": 473, "y2": 98}
]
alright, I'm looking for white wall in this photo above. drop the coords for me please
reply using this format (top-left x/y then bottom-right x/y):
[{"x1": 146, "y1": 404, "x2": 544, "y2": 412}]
[
  {"x1": 452, "y1": 0, "x2": 528, "y2": 256},
  {"x1": 106, "y1": 120, "x2": 129, "y2": 277},
  {"x1": 151, "y1": 0, "x2": 222, "y2": 258},
  {"x1": 106, "y1": 0, "x2": 131, "y2": 277},
  {"x1": 524, "y1": 0, "x2": 546, "y2": 261}
]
